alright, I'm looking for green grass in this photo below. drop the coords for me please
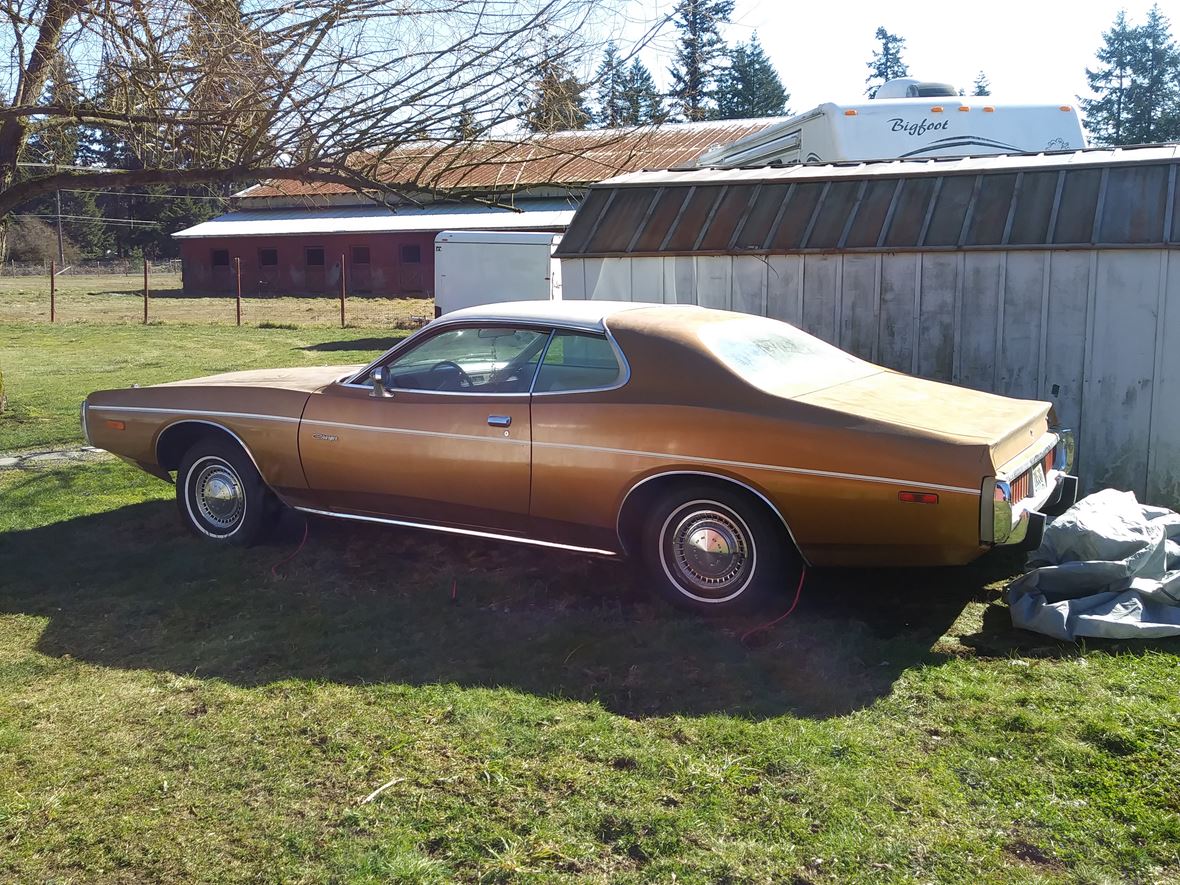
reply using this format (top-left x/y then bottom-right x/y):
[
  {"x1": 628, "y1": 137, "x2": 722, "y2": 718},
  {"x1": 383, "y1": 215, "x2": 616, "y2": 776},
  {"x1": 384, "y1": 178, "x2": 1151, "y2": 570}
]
[
  {"x1": 0, "y1": 324, "x2": 1178, "y2": 882},
  {"x1": 0, "y1": 273, "x2": 434, "y2": 327},
  {"x1": 0, "y1": 324, "x2": 397, "y2": 452}
]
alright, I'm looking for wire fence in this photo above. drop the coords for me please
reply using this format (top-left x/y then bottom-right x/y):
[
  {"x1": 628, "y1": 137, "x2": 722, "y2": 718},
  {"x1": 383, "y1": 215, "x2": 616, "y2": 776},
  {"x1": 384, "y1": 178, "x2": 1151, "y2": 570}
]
[{"x1": 0, "y1": 259, "x2": 183, "y2": 277}]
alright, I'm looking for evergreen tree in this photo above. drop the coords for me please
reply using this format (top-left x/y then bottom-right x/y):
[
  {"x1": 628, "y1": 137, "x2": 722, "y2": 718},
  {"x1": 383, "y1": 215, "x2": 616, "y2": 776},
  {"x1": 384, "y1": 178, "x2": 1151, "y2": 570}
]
[
  {"x1": 1124, "y1": 4, "x2": 1180, "y2": 143},
  {"x1": 594, "y1": 43, "x2": 630, "y2": 128},
  {"x1": 523, "y1": 52, "x2": 591, "y2": 133},
  {"x1": 865, "y1": 26, "x2": 909, "y2": 98},
  {"x1": 620, "y1": 59, "x2": 665, "y2": 125},
  {"x1": 972, "y1": 71, "x2": 991, "y2": 96},
  {"x1": 1082, "y1": 10, "x2": 1139, "y2": 144},
  {"x1": 716, "y1": 33, "x2": 789, "y2": 119},
  {"x1": 668, "y1": 0, "x2": 735, "y2": 121}
]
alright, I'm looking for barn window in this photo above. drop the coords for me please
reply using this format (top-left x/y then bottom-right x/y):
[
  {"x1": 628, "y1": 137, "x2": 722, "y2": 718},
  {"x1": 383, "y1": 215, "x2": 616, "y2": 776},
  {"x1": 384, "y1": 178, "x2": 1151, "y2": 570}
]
[
  {"x1": 258, "y1": 248, "x2": 278, "y2": 267},
  {"x1": 351, "y1": 246, "x2": 370, "y2": 265},
  {"x1": 401, "y1": 244, "x2": 421, "y2": 264},
  {"x1": 211, "y1": 249, "x2": 230, "y2": 267},
  {"x1": 305, "y1": 247, "x2": 325, "y2": 266}
]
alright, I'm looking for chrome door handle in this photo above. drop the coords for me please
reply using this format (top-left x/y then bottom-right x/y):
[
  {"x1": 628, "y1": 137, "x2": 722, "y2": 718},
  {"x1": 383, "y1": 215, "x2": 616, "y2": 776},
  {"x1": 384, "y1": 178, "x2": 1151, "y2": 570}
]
[{"x1": 487, "y1": 415, "x2": 512, "y2": 427}]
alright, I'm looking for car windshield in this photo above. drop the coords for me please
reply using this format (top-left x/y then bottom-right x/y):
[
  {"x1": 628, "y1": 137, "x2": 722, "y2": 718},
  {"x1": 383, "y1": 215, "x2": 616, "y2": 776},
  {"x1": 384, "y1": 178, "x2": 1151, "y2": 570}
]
[{"x1": 698, "y1": 316, "x2": 878, "y2": 397}]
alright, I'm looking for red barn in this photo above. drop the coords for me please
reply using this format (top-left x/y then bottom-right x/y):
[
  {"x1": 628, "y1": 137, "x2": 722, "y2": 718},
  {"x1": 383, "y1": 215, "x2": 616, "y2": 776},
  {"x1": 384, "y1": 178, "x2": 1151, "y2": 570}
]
[{"x1": 174, "y1": 120, "x2": 785, "y2": 298}]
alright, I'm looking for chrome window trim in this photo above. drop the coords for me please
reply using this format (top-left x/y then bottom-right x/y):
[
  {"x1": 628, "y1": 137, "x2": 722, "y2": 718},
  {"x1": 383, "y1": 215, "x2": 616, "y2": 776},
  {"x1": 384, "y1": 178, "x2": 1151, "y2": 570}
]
[
  {"x1": 530, "y1": 327, "x2": 630, "y2": 397},
  {"x1": 80, "y1": 400, "x2": 91, "y2": 446},
  {"x1": 294, "y1": 506, "x2": 618, "y2": 557},
  {"x1": 618, "y1": 469, "x2": 812, "y2": 567},
  {"x1": 342, "y1": 319, "x2": 632, "y2": 397}
]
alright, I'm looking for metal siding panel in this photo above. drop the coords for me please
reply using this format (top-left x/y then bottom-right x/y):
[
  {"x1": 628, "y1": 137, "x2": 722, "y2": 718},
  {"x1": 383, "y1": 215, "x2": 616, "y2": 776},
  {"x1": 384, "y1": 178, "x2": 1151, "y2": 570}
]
[
  {"x1": 917, "y1": 253, "x2": 957, "y2": 381},
  {"x1": 563, "y1": 259, "x2": 587, "y2": 299},
  {"x1": 582, "y1": 258, "x2": 604, "y2": 300},
  {"x1": 1082, "y1": 250, "x2": 1160, "y2": 496},
  {"x1": 802, "y1": 254, "x2": 840, "y2": 343},
  {"x1": 877, "y1": 253, "x2": 918, "y2": 371},
  {"x1": 732, "y1": 256, "x2": 768, "y2": 316},
  {"x1": 591, "y1": 258, "x2": 632, "y2": 300},
  {"x1": 839, "y1": 254, "x2": 879, "y2": 360},
  {"x1": 766, "y1": 255, "x2": 803, "y2": 323},
  {"x1": 997, "y1": 252, "x2": 1045, "y2": 398},
  {"x1": 951, "y1": 252, "x2": 999, "y2": 391},
  {"x1": 628, "y1": 257, "x2": 664, "y2": 304},
  {"x1": 695, "y1": 256, "x2": 732, "y2": 309},
  {"x1": 1148, "y1": 251, "x2": 1180, "y2": 505},
  {"x1": 1041, "y1": 251, "x2": 1090, "y2": 437},
  {"x1": 665, "y1": 256, "x2": 697, "y2": 304}
]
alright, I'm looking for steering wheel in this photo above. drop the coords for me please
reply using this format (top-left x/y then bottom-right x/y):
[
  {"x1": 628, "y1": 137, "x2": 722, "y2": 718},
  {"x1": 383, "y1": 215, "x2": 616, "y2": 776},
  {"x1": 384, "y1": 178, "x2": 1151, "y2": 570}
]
[{"x1": 428, "y1": 360, "x2": 473, "y2": 389}]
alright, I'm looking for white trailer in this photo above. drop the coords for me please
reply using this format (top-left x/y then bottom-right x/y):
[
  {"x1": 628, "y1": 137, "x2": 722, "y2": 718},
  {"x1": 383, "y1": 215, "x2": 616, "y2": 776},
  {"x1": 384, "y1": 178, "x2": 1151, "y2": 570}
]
[
  {"x1": 697, "y1": 79, "x2": 1086, "y2": 166},
  {"x1": 433, "y1": 230, "x2": 562, "y2": 315}
]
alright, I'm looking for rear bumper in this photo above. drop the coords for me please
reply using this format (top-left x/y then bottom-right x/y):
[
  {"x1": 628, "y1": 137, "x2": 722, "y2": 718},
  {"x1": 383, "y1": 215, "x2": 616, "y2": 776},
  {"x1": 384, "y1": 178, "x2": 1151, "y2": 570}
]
[{"x1": 984, "y1": 429, "x2": 1078, "y2": 547}]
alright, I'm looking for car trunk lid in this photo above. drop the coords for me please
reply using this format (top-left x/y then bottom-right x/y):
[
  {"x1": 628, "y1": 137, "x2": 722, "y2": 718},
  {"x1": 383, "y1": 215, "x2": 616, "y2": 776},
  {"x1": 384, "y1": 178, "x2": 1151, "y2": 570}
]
[{"x1": 794, "y1": 369, "x2": 1051, "y2": 467}]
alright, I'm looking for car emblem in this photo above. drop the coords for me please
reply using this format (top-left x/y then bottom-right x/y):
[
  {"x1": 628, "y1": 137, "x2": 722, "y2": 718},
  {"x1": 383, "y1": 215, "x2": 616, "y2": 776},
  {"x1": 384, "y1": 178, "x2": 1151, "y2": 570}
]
[{"x1": 312, "y1": 432, "x2": 338, "y2": 442}]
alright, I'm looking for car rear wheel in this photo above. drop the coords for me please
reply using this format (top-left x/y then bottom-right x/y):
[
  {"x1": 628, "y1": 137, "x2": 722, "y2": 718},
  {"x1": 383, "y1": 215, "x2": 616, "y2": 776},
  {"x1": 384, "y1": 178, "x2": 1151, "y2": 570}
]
[
  {"x1": 641, "y1": 485, "x2": 796, "y2": 615},
  {"x1": 176, "y1": 440, "x2": 278, "y2": 546}
]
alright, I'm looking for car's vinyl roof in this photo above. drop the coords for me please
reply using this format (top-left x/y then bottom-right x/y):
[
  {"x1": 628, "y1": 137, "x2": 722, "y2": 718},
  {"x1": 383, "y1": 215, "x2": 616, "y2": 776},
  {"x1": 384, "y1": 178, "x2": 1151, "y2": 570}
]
[{"x1": 437, "y1": 300, "x2": 660, "y2": 333}]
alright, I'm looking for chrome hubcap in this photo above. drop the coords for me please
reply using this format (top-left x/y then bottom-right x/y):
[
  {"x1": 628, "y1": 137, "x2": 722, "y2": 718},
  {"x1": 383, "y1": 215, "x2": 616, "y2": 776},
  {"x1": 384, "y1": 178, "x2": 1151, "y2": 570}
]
[
  {"x1": 193, "y1": 462, "x2": 243, "y2": 531},
  {"x1": 668, "y1": 508, "x2": 751, "y2": 598}
]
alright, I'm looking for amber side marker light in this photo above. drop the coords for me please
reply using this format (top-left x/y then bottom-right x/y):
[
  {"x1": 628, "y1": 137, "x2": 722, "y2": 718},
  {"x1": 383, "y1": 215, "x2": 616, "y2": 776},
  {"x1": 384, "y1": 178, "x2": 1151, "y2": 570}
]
[
  {"x1": 930, "y1": 106, "x2": 944, "y2": 113},
  {"x1": 1059, "y1": 105, "x2": 1073, "y2": 111},
  {"x1": 105, "y1": 419, "x2": 125, "y2": 431},
  {"x1": 844, "y1": 109, "x2": 858, "y2": 116},
  {"x1": 983, "y1": 106, "x2": 996, "y2": 112},
  {"x1": 899, "y1": 491, "x2": 939, "y2": 504},
  {"x1": 958, "y1": 105, "x2": 970, "y2": 112}
]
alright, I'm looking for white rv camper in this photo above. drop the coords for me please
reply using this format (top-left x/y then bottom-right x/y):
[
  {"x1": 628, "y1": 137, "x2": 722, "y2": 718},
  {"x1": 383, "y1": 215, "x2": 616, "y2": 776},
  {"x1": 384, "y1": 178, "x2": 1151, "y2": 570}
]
[{"x1": 698, "y1": 79, "x2": 1086, "y2": 167}]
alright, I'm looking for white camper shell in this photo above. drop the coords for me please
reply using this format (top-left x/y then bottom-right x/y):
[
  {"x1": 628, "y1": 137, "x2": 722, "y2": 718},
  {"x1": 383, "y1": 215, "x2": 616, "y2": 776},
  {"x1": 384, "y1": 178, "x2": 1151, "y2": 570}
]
[
  {"x1": 698, "y1": 80, "x2": 1086, "y2": 167},
  {"x1": 434, "y1": 230, "x2": 563, "y2": 315}
]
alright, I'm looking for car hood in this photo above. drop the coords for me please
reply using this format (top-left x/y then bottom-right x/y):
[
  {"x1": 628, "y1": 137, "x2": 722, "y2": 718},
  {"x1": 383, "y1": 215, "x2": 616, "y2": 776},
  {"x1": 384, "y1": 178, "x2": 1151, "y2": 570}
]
[
  {"x1": 795, "y1": 369, "x2": 1051, "y2": 466},
  {"x1": 155, "y1": 365, "x2": 363, "y2": 393}
]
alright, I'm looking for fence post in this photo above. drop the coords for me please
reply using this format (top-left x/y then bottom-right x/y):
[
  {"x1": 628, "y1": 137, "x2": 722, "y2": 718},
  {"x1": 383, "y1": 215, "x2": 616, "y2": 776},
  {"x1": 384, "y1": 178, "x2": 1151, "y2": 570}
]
[
  {"x1": 340, "y1": 253, "x2": 347, "y2": 328},
  {"x1": 143, "y1": 261, "x2": 149, "y2": 324},
  {"x1": 234, "y1": 257, "x2": 242, "y2": 326},
  {"x1": 49, "y1": 260, "x2": 56, "y2": 323}
]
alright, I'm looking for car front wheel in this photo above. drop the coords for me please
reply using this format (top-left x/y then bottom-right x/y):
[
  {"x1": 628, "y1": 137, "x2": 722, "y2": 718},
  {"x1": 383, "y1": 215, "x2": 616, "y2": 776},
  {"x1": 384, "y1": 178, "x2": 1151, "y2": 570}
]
[
  {"x1": 176, "y1": 440, "x2": 277, "y2": 546},
  {"x1": 642, "y1": 485, "x2": 795, "y2": 615}
]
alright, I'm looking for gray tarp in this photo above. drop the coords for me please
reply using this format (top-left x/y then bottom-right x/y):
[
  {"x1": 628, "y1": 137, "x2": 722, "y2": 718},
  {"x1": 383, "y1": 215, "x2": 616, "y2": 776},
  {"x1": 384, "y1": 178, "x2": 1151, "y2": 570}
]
[{"x1": 1006, "y1": 489, "x2": 1180, "y2": 640}]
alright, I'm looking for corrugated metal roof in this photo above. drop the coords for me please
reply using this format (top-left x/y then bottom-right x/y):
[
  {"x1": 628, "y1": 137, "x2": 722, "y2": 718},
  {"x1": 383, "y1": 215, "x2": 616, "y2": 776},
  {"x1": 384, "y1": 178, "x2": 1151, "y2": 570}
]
[
  {"x1": 238, "y1": 120, "x2": 787, "y2": 200},
  {"x1": 173, "y1": 200, "x2": 577, "y2": 239},
  {"x1": 596, "y1": 144, "x2": 1180, "y2": 188},
  {"x1": 555, "y1": 145, "x2": 1180, "y2": 258}
]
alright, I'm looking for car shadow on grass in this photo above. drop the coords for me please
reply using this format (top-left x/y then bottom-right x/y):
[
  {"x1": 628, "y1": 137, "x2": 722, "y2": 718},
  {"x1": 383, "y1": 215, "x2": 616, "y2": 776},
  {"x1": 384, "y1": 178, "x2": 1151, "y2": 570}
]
[{"x1": 1, "y1": 490, "x2": 1116, "y2": 720}]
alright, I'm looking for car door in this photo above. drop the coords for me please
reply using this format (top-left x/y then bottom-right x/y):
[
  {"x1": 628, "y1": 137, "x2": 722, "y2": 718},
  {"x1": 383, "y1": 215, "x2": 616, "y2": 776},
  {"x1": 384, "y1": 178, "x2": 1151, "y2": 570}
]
[{"x1": 299, "y1": 324, "x2": 550, "y2": 533}]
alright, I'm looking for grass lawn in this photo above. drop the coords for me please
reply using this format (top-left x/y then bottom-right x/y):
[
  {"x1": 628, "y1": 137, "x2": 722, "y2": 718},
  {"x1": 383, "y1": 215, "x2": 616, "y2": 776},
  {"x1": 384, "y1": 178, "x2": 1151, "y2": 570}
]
[
  {"x1": 1, "y1": 324, "x2": 1178, "y2": 882},
  {"x1": 0, "y1": 272, "x2": 433, "y2": 327},
  {"x1": 0, "y1": 323, "x2": 398, "y2": 452}
]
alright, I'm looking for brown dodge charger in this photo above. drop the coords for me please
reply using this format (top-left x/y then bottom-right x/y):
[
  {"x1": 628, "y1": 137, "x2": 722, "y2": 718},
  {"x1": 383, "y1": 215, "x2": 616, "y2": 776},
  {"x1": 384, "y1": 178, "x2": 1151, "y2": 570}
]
[{"x1": 83, "y1": 301, "x2": 1077, "y2": 613}]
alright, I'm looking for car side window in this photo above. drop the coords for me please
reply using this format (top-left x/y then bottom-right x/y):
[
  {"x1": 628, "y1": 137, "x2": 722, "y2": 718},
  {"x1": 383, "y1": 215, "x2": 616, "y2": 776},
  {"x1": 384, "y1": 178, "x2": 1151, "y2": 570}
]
[
  {"x1": 383, "y1": 327, "x2": 550, "y2": 393},
  {"x1": 533, "y1": 332, "x2": 622, "y2": 393}
]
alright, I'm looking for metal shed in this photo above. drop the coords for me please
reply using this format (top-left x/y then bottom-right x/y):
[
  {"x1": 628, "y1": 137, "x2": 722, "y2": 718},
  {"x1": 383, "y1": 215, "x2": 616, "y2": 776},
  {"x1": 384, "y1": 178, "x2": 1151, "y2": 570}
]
[{"x1": 555, "y1": 146, "x2": 1180, "y2": 507}]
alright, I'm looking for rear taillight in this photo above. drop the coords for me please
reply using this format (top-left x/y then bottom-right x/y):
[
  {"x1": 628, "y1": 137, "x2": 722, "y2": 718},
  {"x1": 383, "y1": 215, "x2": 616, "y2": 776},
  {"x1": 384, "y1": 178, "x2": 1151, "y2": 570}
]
[{"x1": 899, "y1": 491, "x2": 939, "y2": 504}]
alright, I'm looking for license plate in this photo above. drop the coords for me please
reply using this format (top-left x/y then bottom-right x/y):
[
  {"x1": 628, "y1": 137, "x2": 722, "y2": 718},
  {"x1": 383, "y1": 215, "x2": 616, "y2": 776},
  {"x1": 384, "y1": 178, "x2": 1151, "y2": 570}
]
[{"x1": 1030, "y1": 464, "x2": 1046, "y2": 497}]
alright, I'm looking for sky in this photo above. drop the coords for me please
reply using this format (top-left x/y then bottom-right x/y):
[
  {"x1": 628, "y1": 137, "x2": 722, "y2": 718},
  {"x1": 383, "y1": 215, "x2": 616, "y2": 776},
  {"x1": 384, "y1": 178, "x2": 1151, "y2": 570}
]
[{"x1": 615, "y1": 0, "x2": 1161, "y2": 111}]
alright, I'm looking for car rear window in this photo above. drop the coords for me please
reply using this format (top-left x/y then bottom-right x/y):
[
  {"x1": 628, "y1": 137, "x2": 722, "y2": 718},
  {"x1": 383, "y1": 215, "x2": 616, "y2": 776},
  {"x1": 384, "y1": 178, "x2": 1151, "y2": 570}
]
[{"x1": 699, "y1": 317, "x2": 877, "y2": 397}]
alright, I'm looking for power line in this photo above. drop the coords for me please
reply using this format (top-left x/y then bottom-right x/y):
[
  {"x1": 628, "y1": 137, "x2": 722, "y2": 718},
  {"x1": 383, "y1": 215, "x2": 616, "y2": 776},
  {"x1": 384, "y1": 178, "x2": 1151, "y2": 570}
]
[
  {"x1": 11, "y1": 213, "x2": 163, "y2": 227},
  {"x1": 59, "y1": 188, "x2": 233, "y2": 201}
]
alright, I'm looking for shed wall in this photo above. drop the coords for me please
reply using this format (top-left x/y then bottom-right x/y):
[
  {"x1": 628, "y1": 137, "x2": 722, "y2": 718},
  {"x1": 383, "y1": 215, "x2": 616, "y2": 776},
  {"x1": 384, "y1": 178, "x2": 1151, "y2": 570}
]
[{"x1": 563, "y1": 248, "x2": 1180, "y2": 507}]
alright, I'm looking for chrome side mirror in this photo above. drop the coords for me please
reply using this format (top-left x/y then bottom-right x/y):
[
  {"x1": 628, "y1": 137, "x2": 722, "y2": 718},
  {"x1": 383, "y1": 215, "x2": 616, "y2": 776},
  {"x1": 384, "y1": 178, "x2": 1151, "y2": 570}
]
[{"x1": 369, "y1": 366, "x2": 395, "y2": 398}]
